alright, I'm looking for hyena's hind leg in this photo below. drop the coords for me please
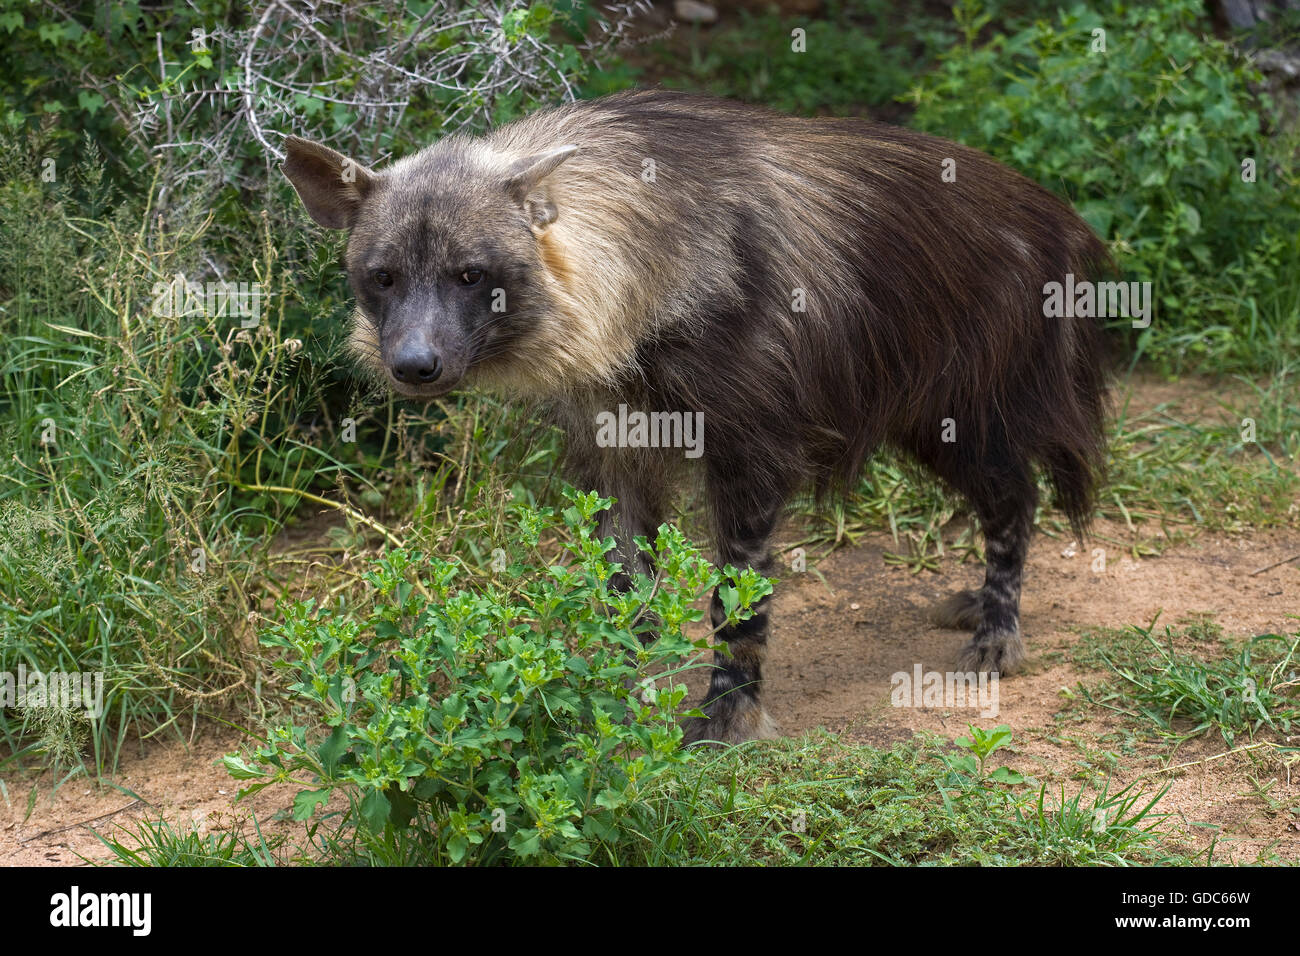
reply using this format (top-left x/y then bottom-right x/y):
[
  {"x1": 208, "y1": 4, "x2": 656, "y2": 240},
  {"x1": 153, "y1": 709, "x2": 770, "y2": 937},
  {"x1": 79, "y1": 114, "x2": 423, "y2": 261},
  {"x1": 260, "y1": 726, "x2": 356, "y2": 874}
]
[
  {"x1": 929, "y1": 587, "x2": 983, "y2": 632},
  {"x1": 683, "y1": 477, "x2": 785, "y2": 746},
  {"x1": 948, "y1": 473, "x2": 1038, "y2": 675},
  {"x1": 920, "y1": 417, "x2": 1038, "y2": 674}
]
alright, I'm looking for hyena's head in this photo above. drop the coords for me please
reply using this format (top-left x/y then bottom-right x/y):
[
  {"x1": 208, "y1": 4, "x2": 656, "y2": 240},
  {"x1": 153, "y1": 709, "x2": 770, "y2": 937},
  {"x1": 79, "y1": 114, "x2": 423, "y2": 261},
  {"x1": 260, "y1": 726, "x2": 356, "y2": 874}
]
[{"x1": 281, "y1": 135, "x2": 577, "y2": 399}]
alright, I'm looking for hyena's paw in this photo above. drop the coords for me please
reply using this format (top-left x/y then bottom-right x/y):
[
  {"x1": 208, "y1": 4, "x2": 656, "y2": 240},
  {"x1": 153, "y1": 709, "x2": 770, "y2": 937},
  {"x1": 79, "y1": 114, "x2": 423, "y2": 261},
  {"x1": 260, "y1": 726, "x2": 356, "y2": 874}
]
[
  {"x1": 955, "y1": 626, "x2": 1025, "y2": 675},
  {"x1": 929, "y1": 589, "x2": 983, "y2": 631},
  {"x1": 683, "y1": 694, "x2": 778, "y2": 747}
]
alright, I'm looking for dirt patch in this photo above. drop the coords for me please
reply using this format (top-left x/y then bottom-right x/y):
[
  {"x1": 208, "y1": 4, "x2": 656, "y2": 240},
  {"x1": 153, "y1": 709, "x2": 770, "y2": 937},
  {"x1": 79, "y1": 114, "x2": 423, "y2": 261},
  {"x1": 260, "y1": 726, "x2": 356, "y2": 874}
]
[
  {"x1": 680, "y1": 519, "x2": 1299, "y2": 861},
  {"x1": 1, "y1": 731, "x2": 299, "y2": 867},
  {"x1": 745, "y1": 521, "x2": 1300, "y2": 741}
]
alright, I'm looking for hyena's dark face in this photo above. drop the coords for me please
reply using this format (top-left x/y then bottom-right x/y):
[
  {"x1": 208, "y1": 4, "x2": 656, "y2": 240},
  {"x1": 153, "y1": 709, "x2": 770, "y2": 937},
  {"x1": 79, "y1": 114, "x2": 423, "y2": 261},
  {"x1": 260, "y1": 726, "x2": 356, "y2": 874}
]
[
  {"x1": 342, "y1": 175, "x2": 538, "y2": 399},
  {"x1": 281, "y1": 136, "x2": 576, "y2": 398}
]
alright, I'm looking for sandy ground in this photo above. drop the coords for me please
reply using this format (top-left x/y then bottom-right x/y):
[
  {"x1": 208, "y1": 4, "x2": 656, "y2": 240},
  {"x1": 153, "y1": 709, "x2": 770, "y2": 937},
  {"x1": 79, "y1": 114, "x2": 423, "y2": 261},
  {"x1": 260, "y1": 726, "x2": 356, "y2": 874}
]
[
  {"x1": 693, "y1": 520, "x2": 1300, "y2": 862},
  {"x1": 2, "y1": 731, "x2": 296, "y2": 866},
  {"x1": 4, "y1": 379, "x2": 1298, "y2": 866}
]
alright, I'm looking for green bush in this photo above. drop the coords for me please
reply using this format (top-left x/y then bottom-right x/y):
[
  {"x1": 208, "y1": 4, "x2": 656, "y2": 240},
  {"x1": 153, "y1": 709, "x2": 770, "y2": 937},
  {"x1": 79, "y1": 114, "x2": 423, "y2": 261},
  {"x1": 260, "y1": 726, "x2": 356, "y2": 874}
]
[
  {"x1": 0, "y1": 2, "x2": 639, "y2": 425},
  {"x1": 0, "y1": 133, "x2": 368, "y2": 771},
  {"x1": 657, "y1": 0, "x2": 955, "y2": 116},
  {"x1": 0, "y1": 1, "x2": 625, "y2": 182},
  {"x1": 909, "y1": 0, "x2": 1300, "y2": 372},
  {"x1": 226, "y1": 490, "x2": 773, "y2": 865}
]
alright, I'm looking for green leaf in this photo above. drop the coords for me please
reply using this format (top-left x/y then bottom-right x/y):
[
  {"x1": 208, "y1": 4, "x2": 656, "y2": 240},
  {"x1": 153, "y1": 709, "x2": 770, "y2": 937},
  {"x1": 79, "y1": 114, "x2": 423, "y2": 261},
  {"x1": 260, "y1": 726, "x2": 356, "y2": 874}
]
[
  {"x1": 1077, "y1": 201, "x2": 1113, "y2": 238},
  {"x1": 292, "y1": 788, "x2": 330, "y2": 820},
  {"x1": 317, "y1": 725, "x2": 348, "y2": 771},
  {"x1": 76, "y1": 91, "x2": 105, "y2": 115},
  {"x1": 947, "y1": 754, "x2": 978, "y2": 776},
  {"x1": 988, "y1": 766, "x2": 1025, "y2": 785},
  {"x1": 508, "y1": 827, "x2": 541, "y2": 857},
  {"x1": 37, "y1": 22, "x2": 69, "y2": 45},
  {"x1": 448, "y1": 833, "x2": 468, "y2": 863},
  {"x1": 359, "y1": 789, "x2": 390, "y2": 833},
  {"x1": 222, "y1": 755, "x2": 267, "y2": 780}
]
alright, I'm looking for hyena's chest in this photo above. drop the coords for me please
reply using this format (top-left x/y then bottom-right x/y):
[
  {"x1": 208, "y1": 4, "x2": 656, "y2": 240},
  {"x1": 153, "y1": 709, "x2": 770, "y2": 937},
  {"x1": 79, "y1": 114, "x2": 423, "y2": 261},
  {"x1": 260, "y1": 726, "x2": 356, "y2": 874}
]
[
  {"x1": 550, "y1": 391, "x2": 704, "y2": 490},
  {"x1": 590, "y1": 402, "x2": 706, "y2": 462}
]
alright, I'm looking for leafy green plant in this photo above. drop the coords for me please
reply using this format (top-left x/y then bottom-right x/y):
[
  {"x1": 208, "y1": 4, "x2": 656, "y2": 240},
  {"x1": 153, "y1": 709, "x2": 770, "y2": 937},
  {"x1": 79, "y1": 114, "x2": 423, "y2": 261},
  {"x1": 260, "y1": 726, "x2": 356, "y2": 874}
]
[
  {"x1": 652, "y1": 0, "x2": 954, "y2": 117},
  {"x1": 225, "y1": 489, "x2": 773, "y2": 865},
  {"x1": 1010, "y1": 777, "x2": 1188, "y2": 865},
  {"x1": 615, "y1": 729, "x2": 1194, "y2": 866},
  {"x1": 910, "y1": 0, "x2": 1300, "y2": 373},
  {"x1": 930, "y1": 723, "x2": 1191, "y2": 864},
  {"x1": 947, "y1": 723, "x2": 1026, "y2": 784},
  {"x1": 94, "y1": 816, "x2": 282, "y2": 868},
  {"x1": 0, "y1": 1, "x2": 626, "y2": 183},
  {"x1": 1090, "y1": 626, "x2": 1300, "y2": 745},
  {"x1": 0, "y1": 133, "x2": 391, "y2": 772}
]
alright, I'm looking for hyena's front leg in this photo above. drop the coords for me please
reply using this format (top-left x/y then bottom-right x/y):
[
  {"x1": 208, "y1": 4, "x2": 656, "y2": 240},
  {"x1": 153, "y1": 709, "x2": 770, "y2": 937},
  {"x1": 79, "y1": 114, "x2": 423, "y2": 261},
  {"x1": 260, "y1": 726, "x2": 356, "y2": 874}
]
[
  {"x1": 582, "y1": 470, "x2": 670, "y2": 706},
  {"x1": 589, "y1": 478, "x2": 666, "y2": 596},
  {"x1": 684, "y1": 487, "x2": 784, "y2": 746}
]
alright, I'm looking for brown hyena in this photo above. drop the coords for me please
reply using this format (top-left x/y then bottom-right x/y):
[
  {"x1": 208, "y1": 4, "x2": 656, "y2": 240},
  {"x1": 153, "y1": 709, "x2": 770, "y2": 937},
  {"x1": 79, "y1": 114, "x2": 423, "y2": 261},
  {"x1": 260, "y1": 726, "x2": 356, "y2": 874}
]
[{"x1": 282, "y1": 88, "x2": 1110, "y2": 745}]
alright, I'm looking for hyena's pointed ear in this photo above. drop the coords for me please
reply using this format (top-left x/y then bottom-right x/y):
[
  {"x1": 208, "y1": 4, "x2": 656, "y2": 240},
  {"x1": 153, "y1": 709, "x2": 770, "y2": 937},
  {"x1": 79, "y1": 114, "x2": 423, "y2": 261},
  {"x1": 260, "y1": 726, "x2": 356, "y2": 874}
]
[
  {"x1": 281, "y1": 136, "x2": 376, "y2": 230},
  {"x1": 505, "y1": 144, "x2": 578, "y2": 231}
]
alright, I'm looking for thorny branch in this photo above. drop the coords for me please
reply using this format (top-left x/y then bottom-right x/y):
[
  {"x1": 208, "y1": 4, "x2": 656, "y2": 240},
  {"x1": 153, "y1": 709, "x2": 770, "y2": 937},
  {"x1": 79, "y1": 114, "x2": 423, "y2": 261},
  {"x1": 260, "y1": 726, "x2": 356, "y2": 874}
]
[{"x1": 117, "y1": 0, "x2": 652, "y2": 210}]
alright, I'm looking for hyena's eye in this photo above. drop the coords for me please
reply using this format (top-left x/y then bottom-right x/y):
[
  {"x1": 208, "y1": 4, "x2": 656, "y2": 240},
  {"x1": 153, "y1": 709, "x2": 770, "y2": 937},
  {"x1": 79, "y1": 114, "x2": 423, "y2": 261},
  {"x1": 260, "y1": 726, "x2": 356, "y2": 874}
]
[
  {"x1": 371, "y1": 270, "x2": 394, "y2": 288},
  {"x1": 460, "y1": 269, "x2": 485, "y2": 287}
]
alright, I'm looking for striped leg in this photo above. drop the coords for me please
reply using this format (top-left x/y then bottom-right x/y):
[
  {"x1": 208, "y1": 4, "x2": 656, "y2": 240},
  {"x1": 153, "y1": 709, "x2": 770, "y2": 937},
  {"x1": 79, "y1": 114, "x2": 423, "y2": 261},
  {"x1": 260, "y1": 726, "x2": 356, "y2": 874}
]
[
  {"x1": 576, "y1": 461, "x2": 668, "y2": 597},
  {"x1": 684, "y1": 492, "x2": 783, "y2": 745},
  {"x1": 596, "y1": 491, "x2": 661, "y2": 597},
  {"x1": 954, "y1": 483, "x2": 1036, "y2": 674},
  {"x1": 585, "y1": 474, "x2": 668, "y2": 703}
]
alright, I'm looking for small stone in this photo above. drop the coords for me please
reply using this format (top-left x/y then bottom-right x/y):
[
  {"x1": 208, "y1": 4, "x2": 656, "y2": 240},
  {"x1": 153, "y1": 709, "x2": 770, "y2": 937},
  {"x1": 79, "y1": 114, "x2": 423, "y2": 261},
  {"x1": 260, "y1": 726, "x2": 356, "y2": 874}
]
[
  {"x1": 1256, "y1": 49, "x2": 1300, "y2": 81},
  {"x1": 674, "y1": 0, "x2": 718, "y2": 24}
]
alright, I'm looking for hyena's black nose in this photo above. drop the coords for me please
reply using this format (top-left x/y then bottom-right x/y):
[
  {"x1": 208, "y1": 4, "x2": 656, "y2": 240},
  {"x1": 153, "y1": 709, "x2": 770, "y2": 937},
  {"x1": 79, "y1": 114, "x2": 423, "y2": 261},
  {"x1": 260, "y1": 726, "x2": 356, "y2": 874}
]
[{"x1": 390, "y1": 346, "x2": 442, "y2": 385}]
